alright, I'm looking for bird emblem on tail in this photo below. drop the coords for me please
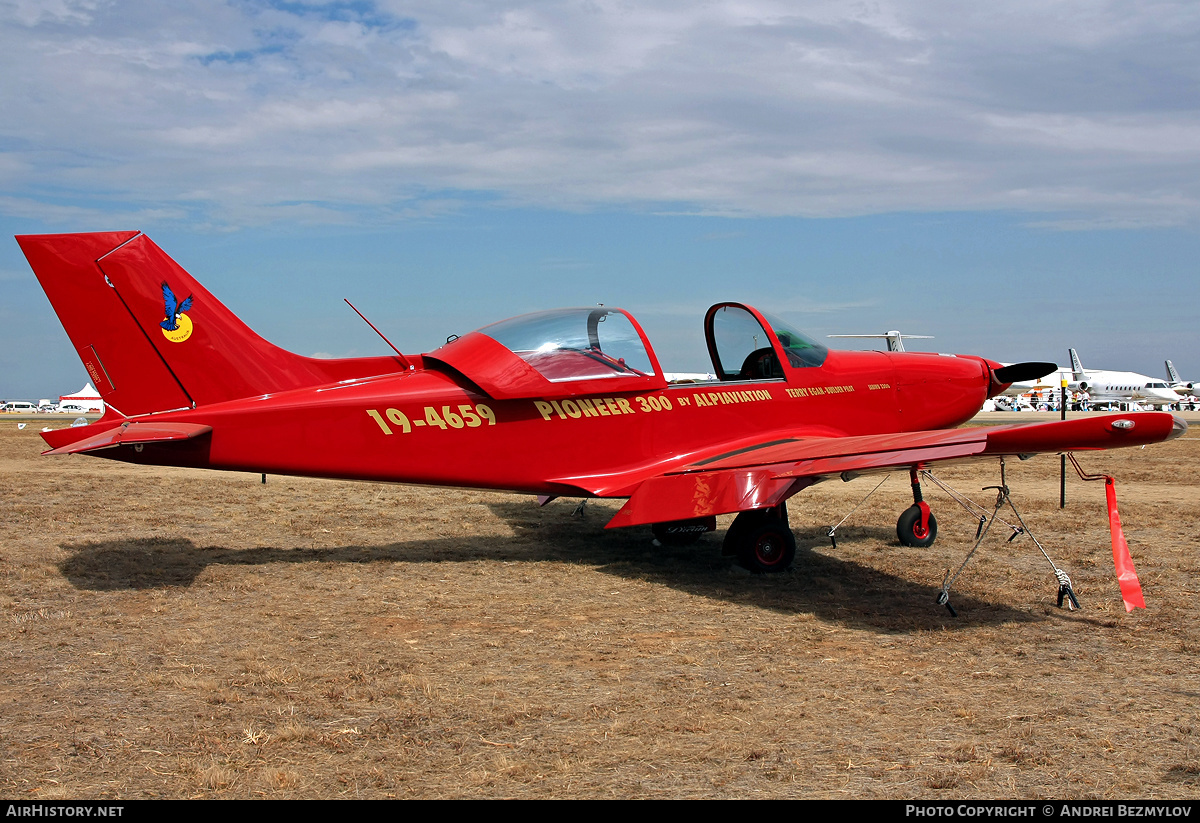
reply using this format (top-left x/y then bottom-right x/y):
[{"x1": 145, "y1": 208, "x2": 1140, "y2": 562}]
[{"x1": 160, "y1": 281, "x2": 195, "y2": 342}]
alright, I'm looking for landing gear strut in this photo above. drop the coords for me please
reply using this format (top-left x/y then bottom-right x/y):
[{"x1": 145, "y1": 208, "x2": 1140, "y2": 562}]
[
  {"x1": 896, "y1": 467, "x2": 937, "y2": 548},
  {"x1": 724, "y1": 503, "x2": 796, "y2": 573}
]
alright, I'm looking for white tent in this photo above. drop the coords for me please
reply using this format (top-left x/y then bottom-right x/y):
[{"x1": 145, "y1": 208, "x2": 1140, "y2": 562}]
[{"x1": 58, "y1": 383, "x2": 105, "y2": 413}]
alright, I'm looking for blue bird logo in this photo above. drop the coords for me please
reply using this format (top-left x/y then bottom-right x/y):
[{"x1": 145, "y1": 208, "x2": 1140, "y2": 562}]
[{"x1": 160, "y1": 281, "x2": 195, "y2": 342}]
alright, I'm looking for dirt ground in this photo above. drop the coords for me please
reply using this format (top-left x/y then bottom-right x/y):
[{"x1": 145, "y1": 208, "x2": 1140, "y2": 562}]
[{"x1": 1, "y1": 412, "x2": 1198, "y2": 799}]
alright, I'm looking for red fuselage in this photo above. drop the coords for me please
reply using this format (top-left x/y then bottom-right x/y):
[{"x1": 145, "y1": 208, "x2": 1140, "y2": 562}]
[
  {"x1": 94, "y1": 348, "x2": 994, "y2": 498},
  {"x1": 20, "y1": 231, "x2": 1003, "y2": 503}
]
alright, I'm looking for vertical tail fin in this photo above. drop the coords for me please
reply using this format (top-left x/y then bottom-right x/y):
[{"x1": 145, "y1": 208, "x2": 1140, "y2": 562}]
[
  {"x1": 19, "y1": 232, "x2": 406, "y2": 416},
  {"x1": 1166, "y1": 360, "x2": 1181, "y2": 383},
  {"x1": 19, "y1": 232, "x2": 192, "y2": 417},
  {"x1": 1069, "y1": 348, "x2": 1085, "y2": 381}
]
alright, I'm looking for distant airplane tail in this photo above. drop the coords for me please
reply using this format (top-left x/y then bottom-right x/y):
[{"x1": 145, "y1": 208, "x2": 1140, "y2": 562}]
[
  {"x1": 1069, "y1": 348, "x2": 1085, "y2": 381},
  {"x1": 1166, "y1": 360, "x2": 1181, "y2": 383},
  {"x1": 18, "y1": 232, "x2": 406, "y2": 418}
]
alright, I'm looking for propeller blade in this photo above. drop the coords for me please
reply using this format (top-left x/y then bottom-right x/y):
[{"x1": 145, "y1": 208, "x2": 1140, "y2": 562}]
[{"x1": 993, "y1": 362, "x2": 1058, "y2": 384}]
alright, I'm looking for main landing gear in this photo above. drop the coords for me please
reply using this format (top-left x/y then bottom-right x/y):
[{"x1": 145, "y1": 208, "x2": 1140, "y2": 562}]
[
  {"x1": 650, "y1": 508, "x2": 794, "y2": 573},
  {"x1": 896, "y1": 467, "x2": 937, "y2": 548},
  {"x1": 721, "y1": 503, "x2": 797, "y2": 573}
]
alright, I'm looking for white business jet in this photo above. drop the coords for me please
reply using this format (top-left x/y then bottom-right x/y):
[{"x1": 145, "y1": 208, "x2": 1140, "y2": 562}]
[{"x1": 1068, "y1": 349, "x2": 1179, "y2": 408}]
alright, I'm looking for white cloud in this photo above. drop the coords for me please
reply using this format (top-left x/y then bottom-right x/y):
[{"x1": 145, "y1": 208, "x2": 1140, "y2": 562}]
[
  {"x1": 0, "y1": 195, "x2": 189, "y2": 227},
  {"x1": 4, "y1": 0, "x2": 102, "y2": 27},
  {"x1": 2, "y1": 0, "x2": 1200, "y2": 227},
  {"x1": 982, "y1": 113, "x2": 1200, "y2": 156}
]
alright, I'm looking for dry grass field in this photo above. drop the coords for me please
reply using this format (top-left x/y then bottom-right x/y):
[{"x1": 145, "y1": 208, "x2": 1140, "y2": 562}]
[{"x1": 1, "y1": 413, "x2": 1198, "y2": 799}]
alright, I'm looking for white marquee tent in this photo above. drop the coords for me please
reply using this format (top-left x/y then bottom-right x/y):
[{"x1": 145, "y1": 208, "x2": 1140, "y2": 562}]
[{"x1": 58, "y1": 383, "x2": 105, "y2": 413}]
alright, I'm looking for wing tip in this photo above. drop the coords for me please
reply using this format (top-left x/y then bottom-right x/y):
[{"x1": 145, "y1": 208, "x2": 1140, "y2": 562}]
[{"x1": 1169, "y1": 414, "x2": 1189, "y2": 442}]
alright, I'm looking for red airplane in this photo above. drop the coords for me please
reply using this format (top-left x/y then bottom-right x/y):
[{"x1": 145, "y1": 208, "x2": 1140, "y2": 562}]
[{"x1": 18, "y1": 231, "x2": 1186, "y2": 581}]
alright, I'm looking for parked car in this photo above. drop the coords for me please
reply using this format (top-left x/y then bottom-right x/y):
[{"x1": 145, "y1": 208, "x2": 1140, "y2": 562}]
[{"x1": 2, "y1": 401, "x2": 38, "y2": 413}]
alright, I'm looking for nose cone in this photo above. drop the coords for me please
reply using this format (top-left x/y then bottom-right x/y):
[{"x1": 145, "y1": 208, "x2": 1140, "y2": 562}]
[{"x1": 889, "y1": 352, "x2": 991, "y2": 428}]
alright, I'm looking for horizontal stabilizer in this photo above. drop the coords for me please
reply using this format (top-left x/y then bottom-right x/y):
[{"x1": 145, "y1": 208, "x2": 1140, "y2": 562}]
[{"x1": 42, "y1": 421, "x2": 212, "y2": 455}]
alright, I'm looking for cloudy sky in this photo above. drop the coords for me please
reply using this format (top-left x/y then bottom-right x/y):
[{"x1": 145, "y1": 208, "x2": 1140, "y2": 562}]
[{"x1": 2, "y1": 0, "x2": 1199, "y2": 397}]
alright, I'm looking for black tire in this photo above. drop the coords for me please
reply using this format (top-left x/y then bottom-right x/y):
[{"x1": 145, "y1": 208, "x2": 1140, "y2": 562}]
[
  {"x1": 652, "y1": 517, "x2": 713, "y2": 546},
  {"x1": 896, "y1": 505, "x2": 938, "y2": 548},
  {"x1": 737, "y1": 518, "x2": 797, "y2": 573},
  {"x1": 722, "y1": 509, "x2": 770, "y2": 556}
]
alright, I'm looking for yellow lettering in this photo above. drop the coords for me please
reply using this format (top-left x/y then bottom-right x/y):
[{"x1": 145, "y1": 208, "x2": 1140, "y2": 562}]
[
  {"x1": 561, "y1": 399, "x2": 582, "y2": 419},
  {"x1": 366, "y1": 409, "x2": 392, "y2": 435},
  {"x1": 534, "y1": 400, "x2": 554, "y2": 421},
  {"x1": 617, "y1": 398, "x2": 634, "y2": 415},
  {"x1": 386, "y1": 408, "x2": 412, "y2": 433}
]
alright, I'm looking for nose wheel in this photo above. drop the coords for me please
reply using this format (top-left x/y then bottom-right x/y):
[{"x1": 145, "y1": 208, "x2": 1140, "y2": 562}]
[
  {"x1": 897, "y1": 467, "x2": 938, "y2": 548},
  {"x1": 897, "y1": 504, "x2": 938, "y2": 547}
]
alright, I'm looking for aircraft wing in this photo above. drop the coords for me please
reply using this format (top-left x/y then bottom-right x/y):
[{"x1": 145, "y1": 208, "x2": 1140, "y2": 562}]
[{"x1": 602, "y1": 412, "x2": 1185, "y2": 529}]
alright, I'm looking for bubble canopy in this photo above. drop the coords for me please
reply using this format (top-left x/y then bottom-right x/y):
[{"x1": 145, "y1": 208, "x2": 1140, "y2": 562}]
[
  {"x1": 703, "y1": 303, "x2": 828, "y2": 381},
  {"x1": 481, "y1": 308, "x2": 655, "y2": 382},
  {"x1": 427, "y1": 303, "x2": 828, "y2": 400},
  {"x1": 427, "y1": 307, "x2": 668, "y2": 399}
]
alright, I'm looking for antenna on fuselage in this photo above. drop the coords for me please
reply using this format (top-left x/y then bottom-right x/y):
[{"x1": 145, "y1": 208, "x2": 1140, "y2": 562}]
[{"x1": 344, "y1": 299, "x2": 413, "y2": 369}]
